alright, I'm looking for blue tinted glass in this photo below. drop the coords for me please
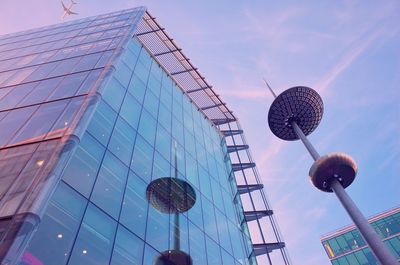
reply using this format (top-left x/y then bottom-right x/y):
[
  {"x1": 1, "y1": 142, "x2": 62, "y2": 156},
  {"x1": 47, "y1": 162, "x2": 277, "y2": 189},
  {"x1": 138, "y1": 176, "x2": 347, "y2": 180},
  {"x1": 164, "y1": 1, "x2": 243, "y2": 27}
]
[
  {"x1": 160, "y1": 87, "x2": 172, "y2": 112},
  {"x1": 128, "y1": 75, "x2": 146, "y2": 104},
  {"x1": 215, "y1": 209, "x2": 233, "y2": 254},
  {"x1": 221, "y1": 249, "x2": 236, "y2": 265},
  {"x1": 119, "y1": 92, "x2": 141, "y2": 129},
  {"x1": 133, "y1": 61, "x2": 149, "y2": 84},
  {"x1": 147, "y1": 74, "x2": 161, "y2": 97},
  {"x1": 86, "y1": 100, "x2": 117, "y2": 146},
  {"x1": 120, "y1": 171, "x2": 148, "y2": 239},
  {"x1": 198, "y1": 166, "x2": 213, "y2": 201},
  {"x1": 201, "y1": 196, "x2": 219, "y2": 243},
  {"x1": 130, "y1": 135, "x2": 153, "y2": 183},
  {"x1": 158, "y1": 104, "x2": 171, "y2": 133},
  {"x1": 122, "y1": 49, "x2": 139, "y2": 71},
  {"x1": 143, "y1": 90, "x2": 159, "y2": 118},
  {"x1": 152, "y1": 152, "x2": 171, "y2": 180},
  {"x1": 68, "y1": 204, "x2": 117, "y2": 265},
  {"x1": 102, "y1": 77, "x2": 126, "y2": 111},
  {"x1": 62, "y1": 132, "x2": 105, "y2": 197},
  {"x1": 19, "y1": 182, "x2": 86, "y2": 265},
  {"x1": 110, "y1": 225, "x2": 144, "y2": 265},
  {"x1": 138, "y1": 110, "x2": 156, "y2": 146},
  {"x1": 189, "y1": 221, "x2": 207, "y2": 265},
  {"x1": 114, "y1": 61, "x2": 132, "y2": 88},
  {"x1": 145, "y1": 206, "x2": 169, "y2": 252},
  {"x1": 142, "y1": 244, "x2": 160, "y2": 265},
  {"x1": 187, "y1": 188, "x2": 203, "y2": 230},
  {"x1": 171, "y1": 118, "x2": 184, "y2": 147},
  {"x1": 155, "y1": 124, "x2": 171, "y2": 162},
  {"x1": 108, "y1": 117, "x2": 136, "y2": 165},
  {"x1": 91, "y1": 151, "x2": 128, "y2": 219},
  {"x1": 206, "y1": 236, "x2": 222, "y2": 265}
]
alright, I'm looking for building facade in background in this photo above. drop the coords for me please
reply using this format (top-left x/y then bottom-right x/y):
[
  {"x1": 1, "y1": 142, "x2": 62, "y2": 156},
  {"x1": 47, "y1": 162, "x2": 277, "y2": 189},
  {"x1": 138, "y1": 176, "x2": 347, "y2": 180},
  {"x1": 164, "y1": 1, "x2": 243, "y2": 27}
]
[
  {"x1": 0, "y1": 7, "x2": 290, "y2": 265},
  {"x1": 321, "y1": 207, "x2": 400, "y2": 265}
]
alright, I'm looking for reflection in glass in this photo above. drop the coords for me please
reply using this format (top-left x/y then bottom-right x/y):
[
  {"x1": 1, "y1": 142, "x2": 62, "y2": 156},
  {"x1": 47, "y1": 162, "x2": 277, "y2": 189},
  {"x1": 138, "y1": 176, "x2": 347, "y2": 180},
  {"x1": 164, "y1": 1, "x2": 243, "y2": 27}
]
[
  {"x1": 18, "y1": 182, "x2": 86, "y2": 265},
  {"x1": 68, "y1": 204, "x2": 116, "y2": 265}
]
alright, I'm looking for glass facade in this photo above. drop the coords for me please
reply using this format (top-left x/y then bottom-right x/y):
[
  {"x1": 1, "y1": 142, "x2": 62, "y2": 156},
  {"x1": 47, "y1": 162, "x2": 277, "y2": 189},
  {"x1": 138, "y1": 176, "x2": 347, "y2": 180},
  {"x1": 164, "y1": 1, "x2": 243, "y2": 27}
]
[
  {"x1": 321, "y1": 207, "x2": 400, "y2": 265},
  {"x1": 0, "y1": 6, "x2": 290, "y2": 265}
]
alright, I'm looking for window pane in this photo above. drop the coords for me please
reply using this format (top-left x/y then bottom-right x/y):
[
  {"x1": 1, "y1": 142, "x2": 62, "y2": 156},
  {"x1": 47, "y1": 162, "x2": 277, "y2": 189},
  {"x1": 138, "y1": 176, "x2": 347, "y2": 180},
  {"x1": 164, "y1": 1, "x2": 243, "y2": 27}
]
[
  {"x1": 119, "y1": 92, "x2": 141, "y2": 129},
  {"x1": 62, "y1": 133, "x2": 105, "y2": 198},
  {"x1": 0, "y1": 82, "x2": 37, "y2": 111},
  {"x1": 108, "y1": 117, "x2": 136, "y2": 166},
  {"x1": 86, "y1": 100, "x2": 117, "y2": 146},
  {"x1": 130, "y1": 135, "x2": 153, "y2": 183},
  {"x1": 91, "y1": 151, "x2": 128, "y2": 219},
  {"x1": 145, "y1": 205, "x2": 169, "y2": 252},
  {"x1": 11, "y1": 100, "x2": 68, "y2": 145},
  {"x1": 19, "y1": 182, "x2": 86, "y2": 265},
  {"x1": 18, "y1": 77, "x2": 63, "y2": 107},
  {"x1": 189, "y1": 221, "x2": 207, "y2": 265},
  {"x1": 68, "y1": 204, "x2": 117, "y2": 265},
  {"x1": 102, "y1": 78, "x2": 125, "y2": 111},
  {"x1": 0, "y1": 106, "x2": 38, "y2": 147},
  {"x1": 137, "y1": 110, "x2": 156, "y2": 146},
  {"x1": 120, "y1": 171, "x2": 148, "y2": 239},
  {"x1": 110, "y1": 225, "x2": 144, "y2": 265}
]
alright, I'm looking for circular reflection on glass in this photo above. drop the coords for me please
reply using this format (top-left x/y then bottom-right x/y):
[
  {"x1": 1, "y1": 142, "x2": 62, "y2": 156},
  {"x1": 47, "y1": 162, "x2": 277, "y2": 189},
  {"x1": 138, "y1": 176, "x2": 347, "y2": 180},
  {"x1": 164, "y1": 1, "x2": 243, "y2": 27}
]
[
  {"x1": 154, "y1": 250, "x2": 193, "y2": 265},
  {"x1": 146, "y1": 177, "x2": 196, "y2": 214}
]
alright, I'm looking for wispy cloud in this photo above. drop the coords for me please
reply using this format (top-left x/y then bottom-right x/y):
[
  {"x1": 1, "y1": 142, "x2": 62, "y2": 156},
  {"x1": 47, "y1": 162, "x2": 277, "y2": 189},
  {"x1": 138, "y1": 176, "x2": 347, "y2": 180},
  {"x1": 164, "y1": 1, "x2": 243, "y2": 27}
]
[{"x1": 314, "y1": 27, "x2": 389, "y2": 95}]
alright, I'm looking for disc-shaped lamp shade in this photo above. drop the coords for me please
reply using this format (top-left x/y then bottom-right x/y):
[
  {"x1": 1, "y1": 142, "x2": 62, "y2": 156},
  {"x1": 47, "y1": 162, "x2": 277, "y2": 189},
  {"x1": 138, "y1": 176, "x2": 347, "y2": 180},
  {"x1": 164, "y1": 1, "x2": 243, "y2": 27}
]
[
  {"x1": 268, "y1": 86, "x2": 323, "y2": 141},
  {"x1": 146, "y1": 177, "x2": 196, "y2": 214},
  {"x1": 309, "y1": 152, "x2": 357, "y2": 192}
]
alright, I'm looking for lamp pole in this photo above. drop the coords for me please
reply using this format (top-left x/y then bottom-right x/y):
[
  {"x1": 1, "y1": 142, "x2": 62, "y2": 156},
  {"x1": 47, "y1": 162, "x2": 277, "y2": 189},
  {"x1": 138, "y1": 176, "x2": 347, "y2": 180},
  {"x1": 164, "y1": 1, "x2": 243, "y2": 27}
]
[{"x1": 266, "y1": 84, "x2": 398, "y2": 265}]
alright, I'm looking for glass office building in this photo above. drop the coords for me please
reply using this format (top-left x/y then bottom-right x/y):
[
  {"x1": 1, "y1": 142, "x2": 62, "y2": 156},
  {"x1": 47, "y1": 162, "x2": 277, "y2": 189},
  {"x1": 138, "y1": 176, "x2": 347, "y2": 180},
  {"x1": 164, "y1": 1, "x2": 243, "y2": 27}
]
[
  {"x1": 321, "y1": 207, "x2": 400, "y2": 265},
  {"x1": 0, "y1": 7, "x2": 290, "y2": 265}
]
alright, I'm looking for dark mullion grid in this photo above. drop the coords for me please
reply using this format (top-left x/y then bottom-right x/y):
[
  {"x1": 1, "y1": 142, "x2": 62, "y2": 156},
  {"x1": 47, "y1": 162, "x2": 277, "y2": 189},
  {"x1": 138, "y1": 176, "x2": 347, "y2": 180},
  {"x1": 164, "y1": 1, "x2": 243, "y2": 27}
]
[
  {"x1": 0, "y1": 49, "x2": 110, "y2": 90},
  {"x1": 0, "y1": 26, "x2": 131, "y2": 73},
  {"x1": 0, "y1": 16, "x2": 135, "y2": 62},
  {"x1": 0, "y1": 9, "x2": 143, "y2": 52}
]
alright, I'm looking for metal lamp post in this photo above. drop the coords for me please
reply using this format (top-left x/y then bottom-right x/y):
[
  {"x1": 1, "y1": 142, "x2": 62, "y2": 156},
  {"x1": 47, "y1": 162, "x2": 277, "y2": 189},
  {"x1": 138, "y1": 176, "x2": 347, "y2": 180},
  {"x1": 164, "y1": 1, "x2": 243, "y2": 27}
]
[{"x1": 266, "y1": 85, "x2": 397, "y2": 265}]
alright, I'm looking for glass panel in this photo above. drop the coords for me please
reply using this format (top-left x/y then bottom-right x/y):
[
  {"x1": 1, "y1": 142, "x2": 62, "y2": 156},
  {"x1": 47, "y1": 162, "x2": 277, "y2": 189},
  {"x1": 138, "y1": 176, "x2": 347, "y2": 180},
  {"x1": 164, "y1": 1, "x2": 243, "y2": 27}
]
[
  {"x1": 114, "y1": 61, "x2": 132, "y2": 88},
  {"x1": 120, "y1": 171, "x2": 148, "y2": 239},
  {"x1": 206, "y1": 236, "x2": 222, "y2": 265},
  {"x1": 62, "y1": 132, "x2": 106, "y2": 198},
  {"x1": 0, "y1": 105, "x2": 38, "y2": 147},
  {"x1": 19, "y1": 182, "x2": 86, "y2": 265},
  {"x1": 108, "y1": 117, "x2": 136, "y2": 166},
  {"x1": 202, "y1": 196, "x2": 219, "y2": 243},
  {"x1": 17, "y1": 77, "x2": 63, "y2": 106},
  {"x1": 91, "y1": 151, "x2": 128, "y2": 219},
  {"x1": 119, "y1": 92, "x2": 141, "y2": 130},
  {"x1": 130, "y1": 135, "x2": 153, "y2": 183},
  {"x1": 128, "y1": 74, "x2": 146, "y2": 104},
  {"x1": 102, "y1": 77, "x2": 126, "y2": 111},
  {"x1": 11, "y1": 100, "x2": 68, "y2": 145},
  {"x1": 0, "y1": 82, "x2": 37, "y2": 111},
  {"x1": 137, "y1": 110, "x2": 156, "y2": 146},
  {"x1": 145, "y1": 205, "x2": 169, "y2": 252},
  {"x1": 143, "y1": 90, "x2": 159, "y2": 118},
  {"x1": 47, "y1": 71, "x2": 89, "y2": 100},
  {"x1": 189, "y1": 221, "x2": 207, "y2": 265},
  {"x1": 68, "y1": 204, "x2": 117, "y2": 265},
  {"x1": 110, "y1": 225, "x2": 144, "y2": 265},
  {"x1": 142, "y1": 244, "x2": 160, "y2": 265},
  {"x1": 86, "y1": 100, "x2": 117, "y2": 146}
]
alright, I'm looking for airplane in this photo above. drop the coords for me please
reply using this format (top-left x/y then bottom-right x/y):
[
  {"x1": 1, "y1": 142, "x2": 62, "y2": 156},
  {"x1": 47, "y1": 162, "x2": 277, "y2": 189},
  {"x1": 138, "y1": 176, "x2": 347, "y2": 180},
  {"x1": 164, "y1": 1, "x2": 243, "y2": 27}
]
[{"x1": 61, "y1": 0, "x2": 78, "y2": 19}]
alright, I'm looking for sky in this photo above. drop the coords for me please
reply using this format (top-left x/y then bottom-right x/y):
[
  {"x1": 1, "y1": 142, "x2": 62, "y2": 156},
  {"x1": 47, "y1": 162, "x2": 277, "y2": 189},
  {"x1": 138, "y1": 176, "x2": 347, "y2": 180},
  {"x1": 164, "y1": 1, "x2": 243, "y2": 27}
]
[{"x1": 1, "y1": 1, "x2": 399, "y2": 264}]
